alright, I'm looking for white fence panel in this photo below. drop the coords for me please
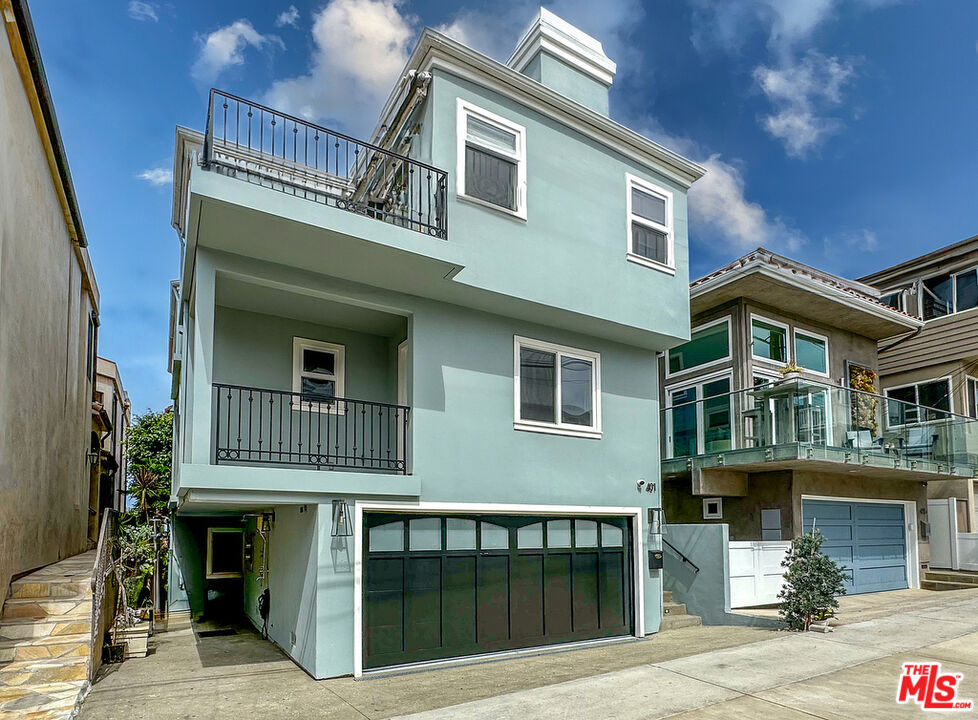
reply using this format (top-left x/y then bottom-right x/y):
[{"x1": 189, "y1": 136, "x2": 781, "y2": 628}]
[
  {"x1": 729, "y1": 540, "x2": 790, "y2": 608},
  {"x1": 957, "y1": 534, "x2": 978, "y2": 572}
]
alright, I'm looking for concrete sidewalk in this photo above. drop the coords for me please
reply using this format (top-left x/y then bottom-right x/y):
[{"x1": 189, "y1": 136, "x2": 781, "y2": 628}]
[{"x1": 398, "y1": 594, "x2": 978, "y2": 719}]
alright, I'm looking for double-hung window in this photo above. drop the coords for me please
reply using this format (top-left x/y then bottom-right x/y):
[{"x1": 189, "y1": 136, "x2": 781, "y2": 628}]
[
  {"x1": 514, "y1": 336, "x2": 600, "y2": 437},
  {"x1": 292, "y1": 338, "x2": 345, "y2": 406},
  {"x1": 457, "y1": 100, "x2": 526, "y2": 218},
  {"x1": 626, "y1": 174, "x2": 674, "y2": 273}
]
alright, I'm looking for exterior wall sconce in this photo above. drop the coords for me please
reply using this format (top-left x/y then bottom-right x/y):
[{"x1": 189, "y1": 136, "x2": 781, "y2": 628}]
[{"x1": 332, "y1": 499, "x2": 353, "y2": 537}]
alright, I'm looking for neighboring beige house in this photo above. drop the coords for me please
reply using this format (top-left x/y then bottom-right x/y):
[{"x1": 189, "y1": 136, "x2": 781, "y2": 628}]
[
  {"x1": 657, "y1": 248, "x2": 968, "y2": 598},
  {"x1": 0, "y1": 0, "x2": 101, "y2": 597},
  {"x1": 859, "y1": 235, "x2": 978, "y2": 531},
  {"x1": 95, "y1": 357, "x2": 131, "y2": 513}
]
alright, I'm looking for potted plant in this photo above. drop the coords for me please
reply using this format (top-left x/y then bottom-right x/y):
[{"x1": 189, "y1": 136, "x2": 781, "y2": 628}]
[{"x1": 779, "y1": 362, "x2": 805, "y2": 381}]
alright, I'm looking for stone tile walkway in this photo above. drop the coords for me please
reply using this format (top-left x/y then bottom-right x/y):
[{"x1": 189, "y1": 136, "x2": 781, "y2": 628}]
[{"x1": 0, "y1": 551, "x2": 97, "y2": 720}]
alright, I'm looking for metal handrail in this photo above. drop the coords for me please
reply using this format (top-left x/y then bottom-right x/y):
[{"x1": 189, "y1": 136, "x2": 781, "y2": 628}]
[
  {"x1": 662, "y1": 537, "x2": 700, "y2": 574},
  {"x1": 202, "y1": 89, "x2": 448, "y2": 239},
  {"x1": 214, "y1": 383, "x2": 410, "y2": 474}
]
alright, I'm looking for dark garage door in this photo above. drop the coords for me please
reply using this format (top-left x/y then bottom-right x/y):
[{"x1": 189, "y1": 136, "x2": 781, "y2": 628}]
[
  {"x1": 363, "y1": 513, "x2": 634, "y2": 669},
  {"x1": 802, "y1": 499, "x2": 908, "y2": 595}
]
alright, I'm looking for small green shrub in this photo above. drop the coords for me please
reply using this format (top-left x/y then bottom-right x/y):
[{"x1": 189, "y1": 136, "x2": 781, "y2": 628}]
[{"x1": 778, "y1": 530, "x2": 850, "y2": 631}]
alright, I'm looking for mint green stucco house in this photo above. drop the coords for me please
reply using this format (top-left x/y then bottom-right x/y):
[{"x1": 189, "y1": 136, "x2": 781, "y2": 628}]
[{"x1": 166, "y1": 9, "x2": 704, "y2": 678}]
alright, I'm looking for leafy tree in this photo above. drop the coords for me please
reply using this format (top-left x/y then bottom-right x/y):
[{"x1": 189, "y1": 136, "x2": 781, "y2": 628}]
[
  {"x1": 126, "y1": 407, "x2": 173, "y2": 518},
  {"x1": 778, "y1": 530, "x2": 850, "y2": 631},
  {"x1": 120, "y1": 407, "x2": 174, "y2": 609}
]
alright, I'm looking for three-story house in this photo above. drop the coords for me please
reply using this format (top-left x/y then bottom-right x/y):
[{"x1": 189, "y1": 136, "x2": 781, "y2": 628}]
[{"x1": 167, "y1": 10, "x2": 703, "y2": 678}]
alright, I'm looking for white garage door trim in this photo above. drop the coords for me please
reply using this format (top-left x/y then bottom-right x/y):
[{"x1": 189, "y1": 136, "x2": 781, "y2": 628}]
[
  {"x1": 801, "y1": 494, "x2": 919, "y2": 592},
  {"x1": 352, "y1": 500, "x2": 645, "y2": 678}
]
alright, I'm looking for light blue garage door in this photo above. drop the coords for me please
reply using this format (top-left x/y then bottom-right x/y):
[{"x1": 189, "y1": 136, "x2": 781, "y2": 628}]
[{"x1": 801, "y1": 500, "x2": 908, "y2": 595}]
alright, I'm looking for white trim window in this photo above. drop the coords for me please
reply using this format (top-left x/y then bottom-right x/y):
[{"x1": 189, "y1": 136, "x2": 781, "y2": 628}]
[
  {"x1": 885, "y1": 377, "x2": 953, "y2": 426},
  {"x1": 666, "y1": 316, "x2": 731, "y2": 378},
  {"x1": 750, "y1": 314, "x2": 788, "y2": 366},
  {"x1": 625, "y1": 174, "x2": 674, "y2": 273},
  {"x1": 457, "y1": 99, "x2": 526, "y2": 219},
  {"x1": 793, "y1": 329, "x2": 830, "y2": 377},
  {"x1": 917, "y1": 266, "x2": 978, "y2": 320},
  {"x1": 702, "y1": 498, "x2": 723, "y2": 520},
  {"x1": 206, "y1": 528, "x2": 243, "y2": 579},
  {"x1": 665, "y1": 371, "x2": 733, "y2": 458},
  {"x1": 514, "y1": 336, "x2": 601, "y2": 438},
  {"x1": 968, "y1": 376, "x2": 978, "y2": 419},
  {"x1": 292, "y1": 337, "x2": 346, "y2": 403}
]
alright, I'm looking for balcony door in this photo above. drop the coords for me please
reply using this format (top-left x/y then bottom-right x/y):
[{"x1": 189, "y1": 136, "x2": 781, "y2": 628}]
[{"x1": 666, "y1": 373, "x2": 733, "y2": 458}]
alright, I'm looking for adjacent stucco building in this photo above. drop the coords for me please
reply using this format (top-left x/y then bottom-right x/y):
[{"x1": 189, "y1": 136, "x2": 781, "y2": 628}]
[
  {"x1": 167, "y1": 10, "x2": 704, "y2": 678},
  {"x1": 0, "y1": 0, "x2": 101, "y2": 596}
]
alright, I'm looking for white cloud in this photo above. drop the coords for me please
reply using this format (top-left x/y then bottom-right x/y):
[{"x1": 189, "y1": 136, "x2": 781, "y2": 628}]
[
  {"x1": 137, "y1": 168, "x2": 173, "y2": 186},
  {"x1": 275, "y1": 5, "x2": 300, "y2": 28},
  {"x1": 263, "y1": 0, "x2": 416, "y2": 134},
  {"x1": 754, "y1": 52, "x2": 854, "y2": 157},
  {"x1": 127, "y1": 1, "x2": 158, "y2": 22},
  {"x1": 638, "y1": 121, "x2": 803, "y2": 254},
  {"x1": 836, "y1": 228, "x2": 879, "y2": 252},
  {"x1": 192, "y1": 20, "x2": 281, "y2": 85}
]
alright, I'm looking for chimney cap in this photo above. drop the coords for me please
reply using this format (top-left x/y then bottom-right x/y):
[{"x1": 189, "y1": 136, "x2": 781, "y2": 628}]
[{"x1": 507, "y1": 7, "x2": 617, "y2": 87}]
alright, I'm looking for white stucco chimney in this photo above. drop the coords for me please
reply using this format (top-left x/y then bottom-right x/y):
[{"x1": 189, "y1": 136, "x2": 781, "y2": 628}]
[{"x1": 507, "y1": 8, "x2": 617, "y2": 115}]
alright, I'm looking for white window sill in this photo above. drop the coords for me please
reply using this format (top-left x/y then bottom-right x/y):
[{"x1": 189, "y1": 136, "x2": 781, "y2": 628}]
[
  {"x1": 752, "y1": 357, "x2": 789, "y2": 369},
  {"x1": 626, "y1": 253, "x2": 675, "y2": 275},
  {"x1": 458, "y1": 192, "x2": 527, "y2": 221},
  {"x1": 514, "y1": 421, "x2": 602, "y2": 439}
]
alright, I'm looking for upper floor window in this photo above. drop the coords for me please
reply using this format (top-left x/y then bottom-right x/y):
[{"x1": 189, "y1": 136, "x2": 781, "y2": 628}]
[
  {"x1": 793, "y1": 330, "x2": 829, "y2": 376},
  {"x1": 879, "y1": 291, "x2": 905, "y2": 312},
  {"x1": 667, "y1": 317, "x2": 730, "y2": 376},
  {"x1": 514, "y1": 336, "x2": 600, "y2": 438},
  {"x1": 915, "y1": 267, "x2": 978, "y2": 320},
  {"x1": 457, "y1": 100, "x2": 526, "y2": 219},
  {"x1": 292, "y1": 337, "x2": 345, "y2": 402},
  {"x1": 626, "y1": 174, "x2": 674, "y2": 273},
  {"x1": 885, "y1": 378, "x2": 951, "y2": 426},
  {"x1": 968, "y1": 377, "x2": 978, "y2": 419},
  {"x1": 751, "y1": 316, "x2": 788, "y2": 365}
]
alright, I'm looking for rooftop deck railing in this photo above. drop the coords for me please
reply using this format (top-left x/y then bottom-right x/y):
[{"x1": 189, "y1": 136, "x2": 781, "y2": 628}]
[
  {"x1": 214, "y1": 384, "x2": 410, "y2": 474},
  {"x1": 661, "y1": 377, "x2": 978, "y2": 474},
  {"x1": 202, "y1": 89, "x2": 448, "y2": 239}
]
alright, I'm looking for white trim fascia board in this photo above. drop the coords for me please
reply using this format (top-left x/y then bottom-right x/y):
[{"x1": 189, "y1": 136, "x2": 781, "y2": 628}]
[
  {"x1": 353, "y1": 500, "x2": 647, "y2": 676},
  {"x1": 664, "y1": 316, "x2": 732, "y2": 380},
  {"x1": 800, "y1": 494, "x2": 919, "y2": 590},
  {"x1": 693, "y1": 263, "x2": 923, "y2": 331},
  {"x1": 792, "y1": 327, "x2": 831, "y2": 379},
  {"x1": 387, "y1": 32, "x2": 703, "y2": 187},
  {"x1": 508, "y1": 36, "x2": 616, "y2": 87}
]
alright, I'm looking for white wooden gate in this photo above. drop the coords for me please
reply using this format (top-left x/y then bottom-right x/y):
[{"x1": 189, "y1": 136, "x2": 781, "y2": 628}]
[
  {"x1": 729, "y1": 540, "x2": 790, "y2": 608},
  {"x1": 928, "y1": 498, "x2": 978, "y2": 572}
]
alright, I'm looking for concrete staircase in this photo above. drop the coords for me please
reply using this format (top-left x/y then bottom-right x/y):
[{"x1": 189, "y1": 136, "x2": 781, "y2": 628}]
[
  {"x1": 661, "y1": 590, "x2": 702, "y2": 631},
  {"x1": 922, "y1": 569, "x2": 978, "y2": 592},
  {"x1": 0, "y1": 551, "x2": 97, "y2": 719}
]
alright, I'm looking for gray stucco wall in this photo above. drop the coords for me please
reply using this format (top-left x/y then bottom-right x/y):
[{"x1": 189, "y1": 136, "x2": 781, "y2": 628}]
[{"x1": 0, "y1": 24, "x2": 94, "y2": 597}]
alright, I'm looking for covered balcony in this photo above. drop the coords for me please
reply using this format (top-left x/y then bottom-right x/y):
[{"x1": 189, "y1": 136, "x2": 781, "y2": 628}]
[
  {"x1": 202, "y1": 89, "x2": 448, "y2": 240},
  {"x1": 661, "y1": 377, "x2": 978, "y2": 480}
]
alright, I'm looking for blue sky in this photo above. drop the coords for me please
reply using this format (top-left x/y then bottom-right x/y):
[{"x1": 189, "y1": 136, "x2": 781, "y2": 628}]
[{"x1": 28, "y1": 0, "x2": 978, "y2": 415}]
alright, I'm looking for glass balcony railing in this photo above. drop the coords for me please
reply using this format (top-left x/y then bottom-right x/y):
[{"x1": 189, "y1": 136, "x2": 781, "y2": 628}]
[{"x1": 662, "y1": 377, "x2": 978, "y2": 473}]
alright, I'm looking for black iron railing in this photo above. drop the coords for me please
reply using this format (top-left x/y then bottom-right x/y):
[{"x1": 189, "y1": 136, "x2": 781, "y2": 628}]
[
  {"x1": 202, "y1": 89, "x2": 448, "y2": 239},
  {"x1": 214, "y1": 383, "x2": 410, "y2": 474}
]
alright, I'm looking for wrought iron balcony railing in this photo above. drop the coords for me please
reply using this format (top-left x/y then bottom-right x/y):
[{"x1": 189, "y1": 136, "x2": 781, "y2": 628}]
[
  {"x1": 214, "y1": 383, "x2": 409, "y2": 474},
  {"x1": 661, "y1": 377, "x2": 978, "y2": 474},
  {"x1": 202, "y1": 89, "x2": 448, "y2": 239}
]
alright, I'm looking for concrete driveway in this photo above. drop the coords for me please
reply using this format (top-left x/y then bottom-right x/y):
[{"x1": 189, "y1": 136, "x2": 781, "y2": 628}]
[{"x1": 78, "y1": 589, "x2": 978, "y2": 719}]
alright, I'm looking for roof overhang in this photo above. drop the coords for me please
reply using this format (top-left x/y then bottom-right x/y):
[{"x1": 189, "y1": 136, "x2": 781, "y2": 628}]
[
  {"x1": 372, "y1": 28, "x2": 705, "y2": 189},
  {"x1": 691, "y1": 259, "x2": 921, "y2": 340}
]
